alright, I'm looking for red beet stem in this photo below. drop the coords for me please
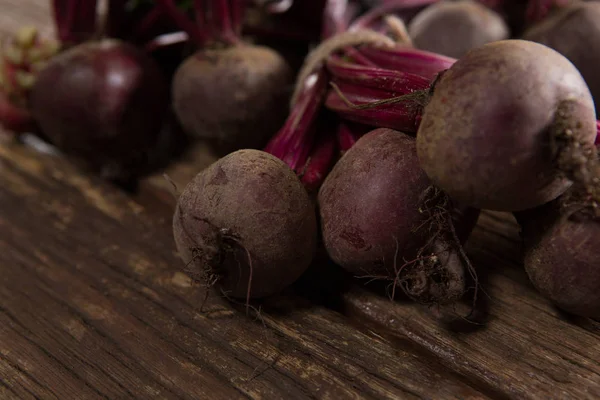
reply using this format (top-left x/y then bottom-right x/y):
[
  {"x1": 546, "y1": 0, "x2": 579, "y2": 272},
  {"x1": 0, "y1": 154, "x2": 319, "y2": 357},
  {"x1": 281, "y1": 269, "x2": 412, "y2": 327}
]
[
  {"x1": 322, "y1": 0, "x2": 361, "y2": 39},
  {"x1": 327, "y1": 56, "x2": 431, "y2": 92},
  {"x1": 300, "y1": 129, "x2": 338, "y2": 191},
  {"x1": 343, "y1": 47, "x2": 378, "y2": 66},
  {"x1": 350, "y1": 0, "x2": 439, "y2": 31},
  {"x1": 265, "y1": 69, "x2": 329, "y2": 174},
  {"x1": 337, "y1": 121, "x2": 368, "y2": 153},
  {"x1": 230, "y1": 0, "x2": 244, "y2": 36},
  {"x1": 359, "y1": 46, "x2": 456, "y2": 80},
  {"x1": 596, "y1": 120, "x2": 600, "y2": 145},
  {"x1": 105, "y1": 0, "x2": 125, "y2": 39},
  {"x1": 325, "y1": 80, "x2": 425, "y2": 133},
  {"x1": 321, "y1": 0, "x2": 372, "y2": 66},
  {"x1": 53, "y1": 0, "x2": 98, "y2": 45},
  {"x1": 212, "y1": 0, "x2": 239, "y2": 44},
  {"x1": 156, "y1": 0, "x2": 208, "y2": 46},
  {"x1": 129, "y1": 4, "x2": 164, "y2": 41},
  {"x1": 193, "y1": 0, "x2": 206, "y2": 27}
]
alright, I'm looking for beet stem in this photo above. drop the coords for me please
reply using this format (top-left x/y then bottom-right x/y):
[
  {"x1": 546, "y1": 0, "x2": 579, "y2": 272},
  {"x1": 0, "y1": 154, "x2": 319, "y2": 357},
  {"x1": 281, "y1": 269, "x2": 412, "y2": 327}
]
[
  {"x1": 156, "y1": 0, "x2": 207, "y2": 46},
  {"x1": 230, "y1": 0, "x2": 244, "y2": 36},
  {"x1": 212, "y1": 0, "x2": 239, "y2": 44},
  {"x1": 106, "y1": 0, "x2": 125, "y2": 39},
  {"x1": 265, "y1": 69, "x2": 329, "y2": 174},
  {"x1": 358, "y1": 46, "x2": 456, "y2": 80},
  {"x1": 300, "y1": 129, "x2": 338, "y2": 191},
  {"x1": 322, "y1": 0, "x2": 353, "y2": 39},
  {"x1": 336, "y1": 122, "x2": 365, "y2": 153},
  {"x1": 327, "y1": 56, "x2": 431, "y2": 91},
  {"x1": 325, "y1": 81, "x2": 425, "y2": 133},
  {"x1": 130, "y1": 4, "x2": 163, "y2": 41},
  {"x1": 349, "y1": 0, "x2": 439, "y2": 31},
  {"x1": 291, "y1": 30, "x2": 396, "y2": 105},
  {"x1": 343, "y1": 47, "x2": 378, "y2": 66},
  {"x1": 53, "y1": 0, "x2": 98, "y2": 45}
]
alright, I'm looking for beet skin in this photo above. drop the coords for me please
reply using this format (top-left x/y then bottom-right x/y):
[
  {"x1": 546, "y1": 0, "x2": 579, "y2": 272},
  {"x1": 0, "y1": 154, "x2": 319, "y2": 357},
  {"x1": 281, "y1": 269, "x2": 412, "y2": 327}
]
[
  {"x1": 173, "y1": 149, "x2": 317, "y2": 299},
  {"x1": 30, "y1": 39, "x2": 168, "y2": 180},
  {"x1": 417, "y1": 40, "x2": 596, "y2": 212},
  {"x1": 516, "y1": 189, "x2": 600, "y2": 319},
  {"x1": 319, "y1": 128, "x2": 478, "y2": 304},
  {"x1": 172, "y1": 45, "x2": 292, "y2": 151}
]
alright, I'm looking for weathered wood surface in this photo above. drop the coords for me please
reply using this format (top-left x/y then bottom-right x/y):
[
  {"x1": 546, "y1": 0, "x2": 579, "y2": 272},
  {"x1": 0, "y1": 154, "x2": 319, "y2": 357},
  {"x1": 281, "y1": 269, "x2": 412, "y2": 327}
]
[
  {"x1": 1, "y1": 1, "x2": 600, "y2": 399},
  {"x1": 0, "y1": 142, "x2": 493, "y2": 399},
  {"x1": 140, "y1": 142, "x2": 600, "y2": 400}
]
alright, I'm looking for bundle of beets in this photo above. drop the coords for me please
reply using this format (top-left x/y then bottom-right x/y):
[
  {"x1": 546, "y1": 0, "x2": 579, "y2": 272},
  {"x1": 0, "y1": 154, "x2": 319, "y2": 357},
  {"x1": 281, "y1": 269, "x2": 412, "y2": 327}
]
[{"x1": 2, "y1": 0, "x2": 599, "y2": 320}]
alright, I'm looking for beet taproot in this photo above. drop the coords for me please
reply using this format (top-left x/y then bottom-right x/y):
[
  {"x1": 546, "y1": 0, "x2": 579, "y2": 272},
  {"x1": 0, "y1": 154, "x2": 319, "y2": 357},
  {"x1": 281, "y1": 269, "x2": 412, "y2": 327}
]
[
  {"x1": 172, "y1": 45, "x2": 292, "y2": 150},
  {"x1": 516, "y1": 185, "x2": 600, "y2": 318},
  {"x1": 417, "y1": 39, "x2": 597, "y2": 211},
  {"x1": 173, "y1": 149, "x2": 317, "y2": 299},
  {"x1": 523, "y1": 2, "x2": 600, "y2": 114},
  {"x1": 319, "y1": 128, "x2": 478, "y2": 304},
  {"x1": 30, "y1": 39, "x2": 168, "y2": 181},
  {"x1": 408, "y1": 0, "x2": 510, "y2": 58},
  {"x1": 158, "y1": 0, "x2": 293, "y2": 151}
]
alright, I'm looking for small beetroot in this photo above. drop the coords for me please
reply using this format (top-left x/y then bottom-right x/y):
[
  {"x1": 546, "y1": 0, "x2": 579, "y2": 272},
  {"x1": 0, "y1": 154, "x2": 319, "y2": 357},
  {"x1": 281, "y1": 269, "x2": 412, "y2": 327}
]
[
  {"x1": 173, "y1": 149, "x2": 317, "y2": 300},
  {"x1": 30, "y1": 39, "x2": 169, "y2": 181}
]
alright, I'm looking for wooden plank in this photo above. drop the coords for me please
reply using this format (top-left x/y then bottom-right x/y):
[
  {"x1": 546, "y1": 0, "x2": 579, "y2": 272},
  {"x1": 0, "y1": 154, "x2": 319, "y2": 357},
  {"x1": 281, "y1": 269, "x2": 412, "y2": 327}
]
[
  {"x1": 0, "y1": 142, "x2": 489, "y2": 399},
  {"x1": 138, "y1": 143, "x2": 600, "y2": 400}
]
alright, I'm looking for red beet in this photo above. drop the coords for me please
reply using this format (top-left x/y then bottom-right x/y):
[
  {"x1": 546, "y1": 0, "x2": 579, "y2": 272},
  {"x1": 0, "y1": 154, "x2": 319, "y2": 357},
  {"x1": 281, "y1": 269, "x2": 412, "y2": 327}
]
[
  {"x1": 158, "y1": 0, "x2": 293, "y2": 151},
  {"x1": 408, "y1": 0, "x2": 510, "y2": 58},
  {"x1": 173, "y1": 149, "x2": 317, "y2": 300},
  {"x1": 516, "y1": 185, "x2": 600, "y2": 318},
  {"x1": 30, "y1": 39, "x2": 168, "y2": 180},
  {"x1": 523, "y1": 2, "x2": 600, "y2": 114},
  {"x1": 172, "y1": 45, "x2": 292, "y2": 149},
  {"x1": 416, "y1": 40, "x2": 597, "y2": 211},
  {"x1": 318, "y1": 128, "x2": 479, "y2": 304}
]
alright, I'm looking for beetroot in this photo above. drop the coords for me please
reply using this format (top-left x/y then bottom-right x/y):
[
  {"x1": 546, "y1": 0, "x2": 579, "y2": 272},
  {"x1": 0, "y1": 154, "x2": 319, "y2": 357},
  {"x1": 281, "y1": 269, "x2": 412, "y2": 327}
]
[
  {"x1": 173, "y1": 149, "x2": 317, "y2": 300},
  {"x1": 318, "y1": 128, "x2": 479, "y2": 304},
  {"x1": 416, "y1": 39, "x2": 597, "y2": 211},
  {"x1": 408, "y1": 0, "x2": 510, "y2": 58},
  {"x1": 158, "y1": 0, "x2": 293, "y2": 151},
  {"x1": 30, "y1": 39, "x2": 168, "y2": 180},
  {"x1": 172, "y1": 45, "x2": 291, "y2": 149},
  {"x1": 515, "y1": 185, "x2": 600, "y2": 318},
  {"x1": 523, "y1": 2, "x2": 600, "y2": 114}
]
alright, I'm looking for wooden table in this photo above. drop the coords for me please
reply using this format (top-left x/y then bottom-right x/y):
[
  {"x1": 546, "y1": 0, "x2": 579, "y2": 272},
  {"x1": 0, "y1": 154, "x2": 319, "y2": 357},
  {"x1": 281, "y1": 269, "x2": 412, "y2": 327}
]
[{"x1": 1, "y1": 2, "x2": 599, "y2": 399}]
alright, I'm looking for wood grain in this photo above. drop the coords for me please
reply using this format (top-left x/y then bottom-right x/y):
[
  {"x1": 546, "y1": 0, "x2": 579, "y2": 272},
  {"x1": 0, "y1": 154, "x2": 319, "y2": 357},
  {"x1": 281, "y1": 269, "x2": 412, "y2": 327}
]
[
  {"x1": 138, "y1": 141, "x2": 600, "y2": 400},
  {"x1": 0, "y1": 142, "x2": 491, "y2": 399},
  {"x1": 1, "y1": 1, "x2": 599, "y2": 398}
]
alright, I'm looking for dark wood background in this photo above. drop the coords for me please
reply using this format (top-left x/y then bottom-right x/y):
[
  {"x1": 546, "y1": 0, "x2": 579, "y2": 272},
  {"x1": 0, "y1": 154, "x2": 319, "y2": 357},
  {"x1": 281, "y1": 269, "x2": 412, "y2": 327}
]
[{"x1": 0, "y1": 2, "x2": 598, "y2": 399}]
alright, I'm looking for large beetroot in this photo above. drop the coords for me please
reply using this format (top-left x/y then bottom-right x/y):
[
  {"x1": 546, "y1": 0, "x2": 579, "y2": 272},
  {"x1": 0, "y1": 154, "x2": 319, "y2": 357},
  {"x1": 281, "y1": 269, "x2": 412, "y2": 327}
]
[
  {"x1": 319, "y1": 128, "x2": 478, "y2": 304},
  {"x1": 416, "y1": 39, "x2": 597, "y2": 211}
]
